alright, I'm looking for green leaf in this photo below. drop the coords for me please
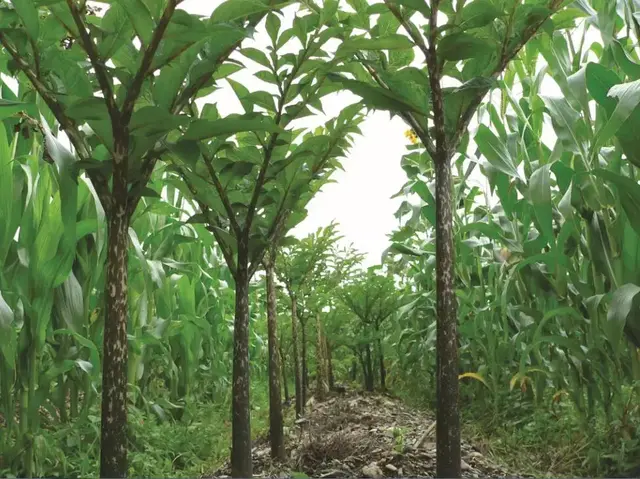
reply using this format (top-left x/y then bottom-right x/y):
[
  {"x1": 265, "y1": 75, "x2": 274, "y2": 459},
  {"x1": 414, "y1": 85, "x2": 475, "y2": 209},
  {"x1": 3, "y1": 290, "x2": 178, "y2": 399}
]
[
  {"x1": 130, "y1": 106, "x2": 189, "y2": 136},
  {"x1": 98, "y1": 3, "x2": 134, "y2": 60},
  {"x1": 592, "y1": 169, "x2": 640, "y2": 239},
  {"x1": 116, "y1": 0, "x2": 154, "y2": 46},
  {"x1": 438, "y1": 32, "x2": 494, "y2": 61},
  {"x1": 10, "y1": 0, "x2": 39, "y2": 40},
  {"x1": 475, "y1": 125, "x2": 522, "y2": 181},
  {"x1": 386, "y1": 0, "x2": 429, "y2": 16},
  {"x1": 460, "y1": 0, "x2": 501, "y2": 30},
  {"x1": 182, "y1": 114, "x2": 284, "y2": 141},
  {"x1": 612, "y1": 41, "x2": 640, "y2": 80},
  {"x1": 211, "y1": 0, "x2": 273, "y2": 23},
  {"x1": 327, "y1": 73, "x2": 426, "y2": 115},
  {"x1": 529, "y1": 164, "x2": 554, "y2": 246},
  {"x1": 608, "y1": 284, "x2": 640, "y2": 350},
  {"x1": 341, "y1": 34, "x2": 414, "y2": 52},
  {"x1": 592, "y1": 79, "x2": 640, "y2": 152},
  {"x1": 266, "y1": 12, "x2": 281, "y2": 42},
  {"x1": 240, "y1": 47, "x2": 271, "y2": 68}
]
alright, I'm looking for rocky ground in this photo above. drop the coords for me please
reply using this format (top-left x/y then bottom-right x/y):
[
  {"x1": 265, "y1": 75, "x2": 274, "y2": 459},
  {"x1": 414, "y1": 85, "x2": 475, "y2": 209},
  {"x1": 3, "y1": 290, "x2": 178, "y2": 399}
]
[{"x1": 208, "y1": 389, "x2": 528, "y2": 478}]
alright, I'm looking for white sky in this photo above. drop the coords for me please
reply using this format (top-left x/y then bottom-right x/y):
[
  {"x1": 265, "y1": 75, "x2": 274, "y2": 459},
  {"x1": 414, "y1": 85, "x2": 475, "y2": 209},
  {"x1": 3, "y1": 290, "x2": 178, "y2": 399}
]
[{"x1": 182, "y1": 0, "x2": 411, "y2": 265}]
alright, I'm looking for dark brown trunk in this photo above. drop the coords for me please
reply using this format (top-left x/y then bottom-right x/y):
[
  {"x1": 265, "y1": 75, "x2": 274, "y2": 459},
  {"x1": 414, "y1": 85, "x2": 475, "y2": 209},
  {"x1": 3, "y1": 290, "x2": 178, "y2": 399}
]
[
  {"x1": 290, "y1": 294, "x2": 302, "y2": 417},
  {"x1": 357, "y1": 350, "x2": 367, "y2": 389},
  {"x1": 435, "y1": 153, "x2": 460, "y2": 478},
  {"x1": 279, "y1": 336, "x2": 289, "y2": 403},
  {"x1": 301, "y1": 319, "x2": 308, "y2": 406},
  {"x1": 265, "y1": 257, "x2": 285, "y2": 461},
  {"x1": 377, "y1": 338, "x2": 386, "y2": 390},
  {"x1": 100, "y1": 197, "x2": 131, "y2": 479},
  {"x1": 326, "y1": 337, "x2": 334, "y2": 390},
  {"x1": 231, "y1": 245, "x2": 252, "y2": 478},
  {"x1": 315, "y1": 312, "x2": 328, "y2": 401},
  {"x1": 364, "y1": 344, "x2": 374, "y2": 392}
]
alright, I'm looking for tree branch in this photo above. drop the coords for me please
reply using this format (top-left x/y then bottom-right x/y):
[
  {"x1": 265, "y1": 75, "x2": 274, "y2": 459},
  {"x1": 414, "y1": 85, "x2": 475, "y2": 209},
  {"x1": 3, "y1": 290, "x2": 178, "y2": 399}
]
[
  {"x1": 66, "y1": 0, "x2": 120, "y2": 127},
  {"x1": 202, "y1": 151, "x2": 242, "y2": 238},
  {"x1": 121, "y1": 0, "x2": 179, "y2": 124}
]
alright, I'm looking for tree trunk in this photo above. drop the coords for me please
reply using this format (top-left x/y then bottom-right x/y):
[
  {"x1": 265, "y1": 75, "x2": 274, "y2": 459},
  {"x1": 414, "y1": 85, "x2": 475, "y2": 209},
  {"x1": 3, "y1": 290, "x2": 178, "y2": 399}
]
[
  {"x1": 377, "y1": 338, "x2": 386, "y2": 390},
  {"x1": 231, "y1": 246, "x2": 252, "y2": 478},
  {"x1": 265, "y1": 257, "x2": 285, "y2": 461},
  {"x1": 301, "y1": 318, "x2": 308, "y2": 407},
  {"x1": 279, "y1": 336, "x2": 289, "y2": 403},
  {"x1": 357, "y1": 350, "x2": 367, "y2": 389},
  {"x1": 315, "y1": 312, "x2": 328, "y2": 401},
  {"x1": 290, "y1": 293, "x2": 302, "y2": 417},
  {"x1": 100, "y1": 198, "x2": 131, "y2": 479},
  {"x1": 364, "y1": 344, "x2": 374, "y2": 392},
  {"x1": 350, "y1": 358, "x2": 357, "y2": 382},
  {"x1": 326, "y1": 337, "x2": 334, "y2": 390},
  {"x1": 434, "y1": 152, "x2": 460, "y2": 478}
]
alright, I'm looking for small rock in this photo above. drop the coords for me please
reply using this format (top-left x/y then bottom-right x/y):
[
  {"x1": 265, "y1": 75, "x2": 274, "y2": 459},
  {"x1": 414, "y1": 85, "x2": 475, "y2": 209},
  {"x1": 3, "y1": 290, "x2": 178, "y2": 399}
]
[
  {"x1": 362, "y1": 462, "x2": 383, "y2": 478},
  {"x1": 385, "y1": 464, "x2": 398, "y2": 473},
  {"x1": 461, "y1": 460, "x2": 472, "y2": 471},
  {"x1": 397, "y1": 468, "x2": 403, "y2": 476},
  {"x1": 469, "y1": 451, "x2": 483, "y2": 459}
]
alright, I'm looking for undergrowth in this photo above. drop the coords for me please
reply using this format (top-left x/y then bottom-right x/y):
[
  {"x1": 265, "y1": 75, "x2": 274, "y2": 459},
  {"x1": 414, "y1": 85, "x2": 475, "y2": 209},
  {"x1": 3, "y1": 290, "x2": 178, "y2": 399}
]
[{"x1": 0, "y1": 382, "x2": 273, "y2": 478}]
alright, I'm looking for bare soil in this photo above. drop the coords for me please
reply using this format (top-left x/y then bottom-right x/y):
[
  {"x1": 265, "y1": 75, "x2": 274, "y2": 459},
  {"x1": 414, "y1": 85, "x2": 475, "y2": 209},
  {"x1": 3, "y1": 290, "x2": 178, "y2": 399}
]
[{"x1": 208, "y1": 388, "x2": 529, "y2": 478}]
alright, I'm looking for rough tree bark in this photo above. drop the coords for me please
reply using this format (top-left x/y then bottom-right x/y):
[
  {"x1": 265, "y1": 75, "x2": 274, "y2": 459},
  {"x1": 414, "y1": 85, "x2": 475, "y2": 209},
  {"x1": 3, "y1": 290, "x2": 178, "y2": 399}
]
[
  {"x1": 279, "y1": 336, "x2": 289, "y2": 403},
  {"x1": 231, "y1": 242, "x2": 252, "y2": 478},
  {"x1": 100, "y1": 161, "x2": 130, "y2": 479},
  {"x1": 265, "y1": 255, "x2": 285, "y2": 460},
  {"x1": 315, "y1": 312, "x2": 328, "y2": 400},
  {"x1": 300, "y1": 318, "x2": 308, "y2": 406},
  {"x1": 289, "y1": 293, "x2": 302, "y2": 417},
  {"x1": 326, "y1": 337, "x2": 334, "y2": 390},
  {"x1": 364, "y1": 345, "x2": 374, "y2": 392},
  {"x1": 377, "y1": 338, "x2": 386, "y2": 391}
]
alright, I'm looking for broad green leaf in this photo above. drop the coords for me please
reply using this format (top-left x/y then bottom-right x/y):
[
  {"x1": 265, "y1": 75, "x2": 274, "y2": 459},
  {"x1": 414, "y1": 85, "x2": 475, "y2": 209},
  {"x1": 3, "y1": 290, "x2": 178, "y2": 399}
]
[
  {"x1": 98, "y1": 3, "x2": 134, "y2": 60},
  {"x1": 327, "y1": 73, "x2": 427, "y2": 115},
  {"x1": 529, "y1": 164, "x2": 554, "y2": 246},
  {"x1": 117, "y1": 0, "x2": 154, "y2": 46},
  {"x1": 386, "y1": 0, "x2": 430, "y2": 16},
  {"x1": 341, "y1": 34, "x2": 414, "y2": 52},
  {"x1": 608, "y1": 284, "x2": 640, "y2": 350},
  {"x1": 10, "y1": 0, "x2": 39, "y2": 40},
  {"x1": 460, "y1": 0, "x2": 501, "y2": 30},
  {"x1": 592, "y1": 79, "x2": 640, "y2": 152},
  {"x1": 438, "y1": 32, "x2": 493, "y2": 61},
  {"x1": 211, "y1": 0, "x2": 273, "y2": 23},
  {"x1": 182, "y1": 114, "x2": 284, "y2": 141},
  {"x1": 475, "y1": 125, "x2": 522, "y2": 181},
  {"x1": 592, "y1": 169, "x2": 640, "y2": 239}
]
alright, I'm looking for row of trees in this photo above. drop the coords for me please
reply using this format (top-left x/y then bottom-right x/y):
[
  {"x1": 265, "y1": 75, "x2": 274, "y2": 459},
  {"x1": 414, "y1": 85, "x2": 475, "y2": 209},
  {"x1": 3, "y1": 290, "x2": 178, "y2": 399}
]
[{"x1": 9, "y1": 0, "x2": 632, "y2": 477}]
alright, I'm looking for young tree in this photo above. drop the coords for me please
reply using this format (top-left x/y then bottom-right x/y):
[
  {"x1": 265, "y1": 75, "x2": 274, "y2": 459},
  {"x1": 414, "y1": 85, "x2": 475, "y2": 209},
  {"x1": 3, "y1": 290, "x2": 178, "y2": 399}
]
[
  {"x1": 262, "y1": 246, "x2": 285, "y2": 460},
  {"x1": 167, "y1": 8, "x2": 363, "y2": 474},
  {"x1": 339, "y1": 267, "x2": 400, "y2": 390},
  {"x1": 277, "y1": 223, "x2": 341, "y2": 414},
  {"x1": 318, "y1": 0, "x2": 566, "y2": 475},
  {"x1": 0, "y1": 0, "x2": 261, "y2": 475}
]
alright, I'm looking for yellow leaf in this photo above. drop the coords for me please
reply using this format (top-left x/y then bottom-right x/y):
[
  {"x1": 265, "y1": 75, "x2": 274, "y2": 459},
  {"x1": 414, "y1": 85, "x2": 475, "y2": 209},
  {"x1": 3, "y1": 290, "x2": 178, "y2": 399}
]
[{"x1": 459, "y1": 372, "x2": 489, "y2": 388}]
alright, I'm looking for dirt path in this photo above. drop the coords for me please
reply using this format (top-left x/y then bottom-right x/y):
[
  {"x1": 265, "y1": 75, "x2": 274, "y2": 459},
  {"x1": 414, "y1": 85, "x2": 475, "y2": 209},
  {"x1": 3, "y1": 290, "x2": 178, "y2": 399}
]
[{"x1": 210, "y1": 389, "x2": 525, "y2": 478}]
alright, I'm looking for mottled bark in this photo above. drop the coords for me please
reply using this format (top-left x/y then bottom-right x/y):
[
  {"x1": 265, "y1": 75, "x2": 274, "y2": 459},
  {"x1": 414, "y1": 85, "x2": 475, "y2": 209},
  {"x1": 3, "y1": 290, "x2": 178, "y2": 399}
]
[
  {"x1": 326, "y1": 337, "x2": 334, "y2": 390},
  {"x1": 315, "y1": 312, "x2": 328, "y2": 401},
  {"x1": 434, "y1": 153, "x2": 460, "y2": 477},
  {"x1": 265, "y1": 257, "x2": 285, "y2": 461},
  {"x1": 364, "y1": 344, "x2": 374, "y2": 392},
  {"x1": 231, "y1": 246, "x2": 252, "y2": 478},
  {"x1": 300, "y1": 319, "x2": 308, "y2": 406},
  {"x1": 350, "y1": 358, "x2": 357, "y2": 382},
  {"x1": 279, "y1": 336, "x2": 289, "y2": 403},
  {"x1": 290, "y1": 294, "x2": 302, "y2": 417},
  {"x1": 100, "y1": 197, "x2": 131, "y2": 479},
  {"x1": 377, "y1": 338, "x2": 386, "y2": 390}
]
